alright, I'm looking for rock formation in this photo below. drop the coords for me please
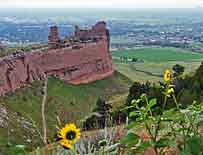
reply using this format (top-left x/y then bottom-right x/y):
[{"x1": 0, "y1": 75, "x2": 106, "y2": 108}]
[
  {"x1": 0, "y1": 21, "x2": 113, "y2": 96},
  {"x1": 48, "y1": 26, "x2": 60, "y2": 43}
]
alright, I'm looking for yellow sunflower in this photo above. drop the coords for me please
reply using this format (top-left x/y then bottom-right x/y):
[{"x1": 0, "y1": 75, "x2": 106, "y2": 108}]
[
  {"x1": 58, "y1": 123, "x2": 81, "y2": 147},
  {"x1": 60, "y1": 139, "x2": 73, "y2": 150},
  {"x1": 164, "y1": 69, "x2": 172, "y2": 82}
]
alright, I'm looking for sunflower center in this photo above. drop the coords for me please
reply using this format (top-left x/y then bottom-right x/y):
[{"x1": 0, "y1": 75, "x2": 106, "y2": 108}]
[
  {"x1": 167, "y1": 73, "x2": 171, "y2": 78},
  {"x1": 66, "y1": 130, "x2": 76, "y2": 140}
]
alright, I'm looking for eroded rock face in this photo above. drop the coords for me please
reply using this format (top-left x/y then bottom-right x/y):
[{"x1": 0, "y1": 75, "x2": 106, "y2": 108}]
[
  {"x1": 48, "y1": 26, "x2": 60, "y2": 43},
  {"x1": 0, "y1": 21, "x2": 113, "y2": 96}
]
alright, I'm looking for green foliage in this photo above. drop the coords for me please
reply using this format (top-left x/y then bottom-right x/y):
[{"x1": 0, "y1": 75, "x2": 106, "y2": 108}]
[
  {"x1": 182, "y1": 136, "x2": 203, "y2": 155},
  {"x1": 120, "y1": 132, "x2": 139, "y2": 147},
  {"x1": 172, "y1": 64, "x2": 185, "y2": 77},
  {"x1": 126, "y1": 81, "x2": 152, "y2": 106},
  {"x1": 120, "y1": 81, "x2": 203, "y2": 155},
  {"x1": 0, "y1": 71, "x2": 132, "y2": 154},
  {"x1": 125, "y1": 62, "x2": 203, "y2": 111},
  {"x1": 6, "y1": 145, "x2": 26, "y2": 155},
  {"x1": 112, "y1": 47, "x2": 203, "y2": 62},
  {"x1": 83, "y1": 98, "x2": 113, "y2": 130},
  {"x1": 93, "y1": 98, "x2": 112, "y2": 114}
]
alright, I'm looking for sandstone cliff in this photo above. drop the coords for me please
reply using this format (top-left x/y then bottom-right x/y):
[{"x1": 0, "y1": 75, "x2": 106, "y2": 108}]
[{"x1": 0, "y1": 21, "x2": 113, "y2": 96}]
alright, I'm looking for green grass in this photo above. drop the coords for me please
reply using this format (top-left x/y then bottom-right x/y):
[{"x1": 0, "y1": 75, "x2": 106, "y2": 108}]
[
  {"x1": 0, "y1": 71, "x2": 132, "y2": 153},
  {"x1": 113, "y1": 61, "x2": 201, "y2": 83},
  {"x1": 112, "y1": 47, "x2": 203, "y2": 62},
  {"x1": 2, "y1": 46, "x2": 202, "y2": 153},
  {"x1": 111, "y1": 47, "x2": 202, "y2": 82}
]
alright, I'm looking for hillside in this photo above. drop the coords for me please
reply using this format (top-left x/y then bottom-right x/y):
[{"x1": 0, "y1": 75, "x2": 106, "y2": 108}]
[
  {"x1": 29, "y1": 58, "x2": 203, "y2": 155},
  {"x1": 0, "y1": 71, "x2": 132, "y2": 153}
]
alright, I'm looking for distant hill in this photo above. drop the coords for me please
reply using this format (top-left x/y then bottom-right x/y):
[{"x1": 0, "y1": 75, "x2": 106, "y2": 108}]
[{"x1": 0, "y1": 71, "x2": 132, "y2": 153}]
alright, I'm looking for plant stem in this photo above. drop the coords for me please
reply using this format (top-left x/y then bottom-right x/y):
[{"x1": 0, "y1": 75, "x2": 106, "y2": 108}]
[
  {"x1": 144, "y1": 95, "x2": 153, "y2": 116},
  {"x1": 172, "y1": 94, "x2": 179, "y2": 110},
  {"x1": 155, "y1": 118, "x2": 161, "y2": 141},
  {"x1": 102, "y1": 146, "x2": 105, "y2": 155},
  {"x1": 26, "y1": 114, "x2": 44, "y2": 144},
  {"x1": 181, "y1": 123, "x2": 186, "y2": 150},
  {"x1": 144, "y1": 121, "x2": 159, "y2": 155},
  {"x1": 162, "y1": 96, "x2": 167, "y2": 111},
  {"x1": 154, "y1": 118, "x2": 161, "y2": 155}
]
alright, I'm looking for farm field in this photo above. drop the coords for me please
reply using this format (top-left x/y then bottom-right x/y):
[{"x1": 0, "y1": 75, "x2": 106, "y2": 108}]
[
  {"x1": 113, "y1": 61, "x2": 201, "y2": 82},
  {"x1": 112, "y1": 47, "x2": 203, "y2": 82},
  {"x1": 112, "y1": 47, "x2": 203, "y2": 62}
]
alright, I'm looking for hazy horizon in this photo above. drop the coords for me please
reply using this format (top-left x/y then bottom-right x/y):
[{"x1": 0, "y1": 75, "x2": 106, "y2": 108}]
[{"x1": 0, "y1": 0, "x2": 202, "y2": 8}]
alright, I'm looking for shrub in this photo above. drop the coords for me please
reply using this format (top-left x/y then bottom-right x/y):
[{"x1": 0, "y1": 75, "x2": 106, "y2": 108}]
[
  {"x1": 82, "y1": 98, "x2": 113, "y2": 130},
  {"x1": 172, "y1": 64, "x2": 185, "y2": 77},
  {"x1": 119, "y1": 78, "x2": 203, "y2": 155}
]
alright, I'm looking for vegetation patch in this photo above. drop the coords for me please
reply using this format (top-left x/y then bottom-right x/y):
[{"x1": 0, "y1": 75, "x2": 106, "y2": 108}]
[
  {"x1": 112, "y1": 47, "x2": 203, "y2": 62},
  {"x1": 0, "y1": 71, "x2": 132, "y2": 154},
  {"x1": 113, "y1": 61, "x2": 201, "y2": 82}
]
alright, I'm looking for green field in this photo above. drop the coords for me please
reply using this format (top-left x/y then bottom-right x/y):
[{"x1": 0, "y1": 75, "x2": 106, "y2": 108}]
[
  {"x1": 112, "y1": 47, "x2": 203, "y2": 62},
  {"x1": 114, "y1": 61, "x2": 201, "y2": 83},
  {"x1": 0, "y1": 71, "x2": 132, "y2": 152},
  {"x1": 112, "y1": 47, "x2": 202, "y2": 82}
]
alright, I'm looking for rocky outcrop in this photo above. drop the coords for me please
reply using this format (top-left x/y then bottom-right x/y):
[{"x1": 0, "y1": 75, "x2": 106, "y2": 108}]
[
  {"x1": 48, "y1": 26, "x2": 60, "y2": 43},
  {"x1": 0, "y1": 21, "x2": 113, "y2": 96}
]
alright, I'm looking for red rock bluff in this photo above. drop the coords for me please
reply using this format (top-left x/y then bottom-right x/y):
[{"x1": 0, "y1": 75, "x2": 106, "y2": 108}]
[{"x1": 0, "y1": 21, "x2": 113, "y2": 96}]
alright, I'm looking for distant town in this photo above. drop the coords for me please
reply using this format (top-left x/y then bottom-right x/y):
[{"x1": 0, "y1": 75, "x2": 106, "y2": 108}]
[{"x1": 0, "y1": 8, "x2": 203, "y2": 53}]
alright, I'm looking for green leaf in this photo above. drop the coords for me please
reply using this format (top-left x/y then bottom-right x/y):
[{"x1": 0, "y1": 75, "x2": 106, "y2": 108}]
[
  {"x1": 147, "y1": 99, "x2": 157, "y2": 110},
  {"x1": 127, "y1": 121, "x2": 140, "y2": 129},
  {"x1": 129, "y1": 111, "x2": 141, "y2": 118},
  {"x1": 183, "y1": 136, "x2": 203, "y2": 154},
  {"x1": 120, "y1": 132, "x2": 139, "y2": 147},
  {"x1": 121, "y1": 105, "x2": 136, "y2": 111},
  {"x1": 163, "y1": 109, "x2": 176, "y2": 118},
  {"x1": 156, "y1": 138, "x2": 177, "y2": 148},
  {"x1": 7, "y1": 146, "x2": 26, "y2": 155},
  {"x1": 136, "y1": 141, "x2": 154, "y2": 153},
  {"x1": 163, "y1": 109, "x2": 182, "y2": 121}
]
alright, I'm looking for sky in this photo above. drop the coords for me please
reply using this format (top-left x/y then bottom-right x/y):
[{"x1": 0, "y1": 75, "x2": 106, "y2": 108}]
[{"x1": 0, "y1": 0, "x2": 203, "y2": 8}]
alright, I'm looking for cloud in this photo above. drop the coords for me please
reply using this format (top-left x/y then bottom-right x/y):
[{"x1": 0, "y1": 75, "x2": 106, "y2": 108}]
[{"x1": 0, "y1": 0, "x2": 200, "y2": 8}]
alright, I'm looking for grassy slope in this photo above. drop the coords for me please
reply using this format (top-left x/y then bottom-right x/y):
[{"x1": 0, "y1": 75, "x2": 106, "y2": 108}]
[
  {"x1": 112, "y1": 47, "x2": 203, "y2": 62},
  {"x1": 0, "y1": 71, "x2": 132, "y2": 152},
  {"x1": 114, "y1": 61, "x2": 201, "y2": 83},
  {"x1": 112, "y1": 47, "x2": 202, "y2": 82}
]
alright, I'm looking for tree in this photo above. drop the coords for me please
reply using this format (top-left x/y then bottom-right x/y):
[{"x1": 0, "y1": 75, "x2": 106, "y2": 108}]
[
  {"x1": 93, "y1": 98, "x2": 112, "y2": 128},
  {"x1": 93, "y1": 98, "x2": 112, "y2": 114},
  {"x1": 131, "y1": 58, "x2": 138, "y2": 62},
  {"x1": 172, "y1": 64, "x2": 185, "y2": 77},
  {"x1": 83, "y1": 98, "x2": 112, "y2": 130}
]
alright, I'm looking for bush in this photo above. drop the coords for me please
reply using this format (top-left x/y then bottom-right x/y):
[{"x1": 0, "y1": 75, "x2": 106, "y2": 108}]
[
  {"x1": 82, "y1": 98, "x2": 112, "y2": 130},
  {"x1": 172, "y1": 64, "x2": 185, "y2": 77},
  {"x1": 119, "y1": 81, "x2": 203, "y2": 155}
]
